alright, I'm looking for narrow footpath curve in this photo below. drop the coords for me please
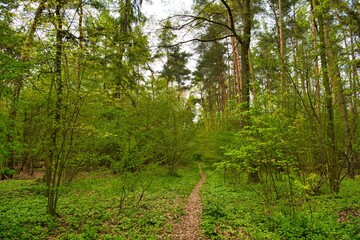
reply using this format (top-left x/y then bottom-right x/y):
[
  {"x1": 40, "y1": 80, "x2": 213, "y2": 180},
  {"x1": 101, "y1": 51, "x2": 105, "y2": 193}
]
[{"x1": 172, "y1": 163, "x2": 207, "y2": 240}]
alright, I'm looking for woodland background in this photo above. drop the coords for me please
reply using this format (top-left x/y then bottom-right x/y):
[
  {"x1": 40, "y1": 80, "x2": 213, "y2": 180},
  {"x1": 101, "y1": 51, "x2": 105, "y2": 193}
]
[{"x1": 0, "y1": 0, "x2": 359, "y2": 239}]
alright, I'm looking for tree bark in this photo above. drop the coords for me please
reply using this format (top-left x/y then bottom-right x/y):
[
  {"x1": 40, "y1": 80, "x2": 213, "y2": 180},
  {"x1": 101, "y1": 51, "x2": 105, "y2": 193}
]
[
  {"x1": 348, "y1": 28, "x2": 359, "y2": 178},
  {"x1": 228, "y1": 15, "x2": 242, "y2": 103},
  {"x1": 3, "y1": 0, "x2": 47, "y2": 179},
  {"x1": 216, "y1": 42, "x2": 227, "y2": 112},
  {"x1": 329, "y1": 22, "x2": 353, "y2": 181},
  {"x1": 310, "y1": 1, "x2": 321, "y2": 118},
  {"x1": 47, "y1": 0, "x2": 63, "y2": 215},
  {"x1": 278, "y1": 0, "x2": 285, "y2": 106},
  {"x1": 221, "y1": 0, "x2": 258, "y2": 182},
  {"x1": 248, "y1": 48, "x2": 257, "y2": 101},
  {"x1": 239, "y1": 0, "x2": 251, "y2": 128},
  {"x1": 315, "y1": 0, "x2": 339, "y2": 193}
]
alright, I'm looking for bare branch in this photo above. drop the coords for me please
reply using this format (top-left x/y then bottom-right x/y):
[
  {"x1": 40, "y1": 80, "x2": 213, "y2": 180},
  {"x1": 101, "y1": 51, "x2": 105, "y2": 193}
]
[
  {"x1": 157, "y1": 1, "x2": 244, "y2": 48},
  {"x1": 168, "y1": 14, "x2": 231, "y2": 31},
  {"x1": 220, "y1": 0, "x2": 243, "y2": 45},
  {"x1": 158, "y1": 35, "x2": 234, "y2": 48}
]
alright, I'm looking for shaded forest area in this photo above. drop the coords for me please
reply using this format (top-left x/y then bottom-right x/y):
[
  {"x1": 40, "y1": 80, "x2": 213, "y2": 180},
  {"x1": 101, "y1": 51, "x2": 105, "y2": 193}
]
[{"x1": 0, "y1": 0, "x2": 359, "y2": 239}]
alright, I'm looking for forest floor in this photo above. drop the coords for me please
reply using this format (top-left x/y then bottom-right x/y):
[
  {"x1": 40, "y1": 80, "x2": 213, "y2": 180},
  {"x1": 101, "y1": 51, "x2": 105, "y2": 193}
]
[
  {"x1": 1, "y1": 164, "x2": 359, "y2": 239},
  {"x1": 171, "y1": 163, "x2": 207, "y2": 239},
  {"x1": 0, "y1": 164, "x2": 202, "y2": 239}
]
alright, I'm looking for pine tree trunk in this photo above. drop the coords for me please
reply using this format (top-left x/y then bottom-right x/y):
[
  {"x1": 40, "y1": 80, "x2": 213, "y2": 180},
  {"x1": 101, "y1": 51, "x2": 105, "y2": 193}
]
[
  {"x1": 315, "y1": 0, "x2": 338, "y2": 193},
  {"x1": 248, "y1": 48, "x2": 257, "y2": 101},
  {"x1": 310, "y1": 2, "x2": 321, "y2": 118},
  {"x1": 278, "y1": 0, "x2": 285, "y2": 106},
  {"x1": 239, "y1": 0, "x2": 251, "y2": 128},
  {"x1": 329, "y1": 24, "x2": 353, "y2": 181},
  {"x1": 349, "y1": 29, "x2": 359, "y2": 179},
  {"x1": 229, "y1": 32, "x2": 242, "y2": 103}
]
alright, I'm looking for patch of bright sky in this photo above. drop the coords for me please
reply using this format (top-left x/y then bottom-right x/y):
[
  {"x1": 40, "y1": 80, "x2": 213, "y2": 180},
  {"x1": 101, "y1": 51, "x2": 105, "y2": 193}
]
[
  {"x1": 141, "y1": 0, "x2": 197, "y2": 72},
  {"x1": 142, "y1": 0, "x2": 193, "y2": 24}
]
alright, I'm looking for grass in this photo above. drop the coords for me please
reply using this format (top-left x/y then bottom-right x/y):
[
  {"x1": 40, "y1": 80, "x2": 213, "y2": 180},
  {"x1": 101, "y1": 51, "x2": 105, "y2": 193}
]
[
  {"x1": 200, "y1": 165, "x2": 360, "y2": 240},
  {"x1": 0, "y1": 164, "x2": 201, "y2": 239},
  {"x1": 2, "y1": 163, "x2": 359, "y2": 239}
]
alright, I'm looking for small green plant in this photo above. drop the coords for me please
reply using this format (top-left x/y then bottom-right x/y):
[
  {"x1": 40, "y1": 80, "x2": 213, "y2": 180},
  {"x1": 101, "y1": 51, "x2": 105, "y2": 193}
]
[
  {"x1": 0, "y1": 164, "x2": 200, "y2": 239},
  {"x1": 0, "y1": 167, "x2": 15, "y2": 177},
  {"x1": 201, "y1": 167, "x2": 360, "y2": 239}
]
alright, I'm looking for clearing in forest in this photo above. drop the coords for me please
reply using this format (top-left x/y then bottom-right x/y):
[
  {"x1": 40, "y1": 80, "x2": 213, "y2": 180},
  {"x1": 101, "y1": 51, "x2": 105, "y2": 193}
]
[{"x1": 171, "y1": 163, "x2": 207, "y2": 240}]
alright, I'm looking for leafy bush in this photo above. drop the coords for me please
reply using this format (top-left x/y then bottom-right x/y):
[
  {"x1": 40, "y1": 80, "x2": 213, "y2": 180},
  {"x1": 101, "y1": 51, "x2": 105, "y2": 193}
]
[{"x1": 201, "y1": 167, "x2": 360, "y2": 239}]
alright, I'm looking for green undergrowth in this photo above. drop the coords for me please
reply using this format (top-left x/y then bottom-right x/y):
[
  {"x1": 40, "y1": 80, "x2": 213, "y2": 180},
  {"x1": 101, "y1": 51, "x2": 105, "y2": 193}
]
[
  {"x1": 0, "y1": 164, "x2": 201, "y2": 239},
  {"x1": 200, "y1": 166, "x2": 360, "y2": 240}
]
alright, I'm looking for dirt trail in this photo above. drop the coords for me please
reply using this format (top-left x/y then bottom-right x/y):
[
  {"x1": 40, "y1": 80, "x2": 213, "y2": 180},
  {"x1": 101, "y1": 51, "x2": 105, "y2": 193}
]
[{"x1": 171, "y1": 163, "x2": 207, "y2": 240}]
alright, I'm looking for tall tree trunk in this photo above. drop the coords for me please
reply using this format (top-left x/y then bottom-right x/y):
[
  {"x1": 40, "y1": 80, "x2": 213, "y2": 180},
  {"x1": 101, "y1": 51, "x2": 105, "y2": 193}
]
[
  {"x1": 242, "y1": 0, "x2": 259, "y2": 183},
  {"x1": 239, "y1": 0, "x2": 251, "y2": 127},
  {"x1": 278, "y1": 0, "x2": 285, "y2": 106},
  {"x1": 114, "y1": 0, "x2": 134, "y2": 97},
  {"x1": 229, "y1": 24, "x2": 242, "y2": 102},
  {"x1": 315, "y1": 0, "x2": 338, "y2": 193},
  {"x1": 3, "y1": 0, "x2": 47, "y2": 180},
  {"x1": 310, "y1": 2, "x2": 321, "y2": 118},
  {"x1": 349, "y1": 28, "x2": 359, "y2": 178},
  {"x1": 226, "y1": 43, "x2": 233, "y2": 102},
  {"x1": 221, "y1": 0, "x2": 258, "y2": 182},
  {"x1": 349, "y1": 29, "x2": 358, "y2": 117},
  {"x1": 329, "y1": 23, "x2": 353, "y2": 181},
  {"x1": 248, "y1": 48, "x2": 257, "y2": 101},
  {"x1": 47, "y1": 0, "x2": 63, "y2": 215},
  {"x1": 217, "y1": 57, "x2": 227, "y2": 113},
  {"x1": 76, "y1": 0, "x2": 84, "y2": 93}
]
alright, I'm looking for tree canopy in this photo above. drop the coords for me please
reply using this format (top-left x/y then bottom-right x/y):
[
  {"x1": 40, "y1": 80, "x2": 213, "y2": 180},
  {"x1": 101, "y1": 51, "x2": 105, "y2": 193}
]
[{"x1": 0, "y1": 0, "x2": 359, "y2": 233}]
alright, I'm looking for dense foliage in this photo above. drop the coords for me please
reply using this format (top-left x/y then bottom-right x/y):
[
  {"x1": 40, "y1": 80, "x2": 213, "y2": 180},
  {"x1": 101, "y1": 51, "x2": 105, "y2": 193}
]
[
  {"x1": 0, "y1": 0, "x2": 359, "y2": 238},
  {"x1": 201, "y1": 166, "x2": 360, "y2": 239}
]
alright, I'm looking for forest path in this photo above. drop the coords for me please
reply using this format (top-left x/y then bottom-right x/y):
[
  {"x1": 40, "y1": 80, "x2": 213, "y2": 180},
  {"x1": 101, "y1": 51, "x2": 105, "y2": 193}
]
[{"x1": 171, "y1": 163, "x2": 207, "y2": 239}]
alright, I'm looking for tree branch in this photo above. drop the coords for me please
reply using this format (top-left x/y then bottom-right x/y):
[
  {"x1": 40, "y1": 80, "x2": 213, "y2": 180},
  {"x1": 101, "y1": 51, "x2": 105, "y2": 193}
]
[
  {"x1": 158, "y1": 35, "x2": 234, "y2": 48},
  {"x1": 169, "y1": 14, "x2": 232, "y2": 32},
  {"x1": 220, "y1": 0, "x2": 243, "y2": 45},
  {"x1": 167, "y1": 3, "x2": 243, "y2": 45}
]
